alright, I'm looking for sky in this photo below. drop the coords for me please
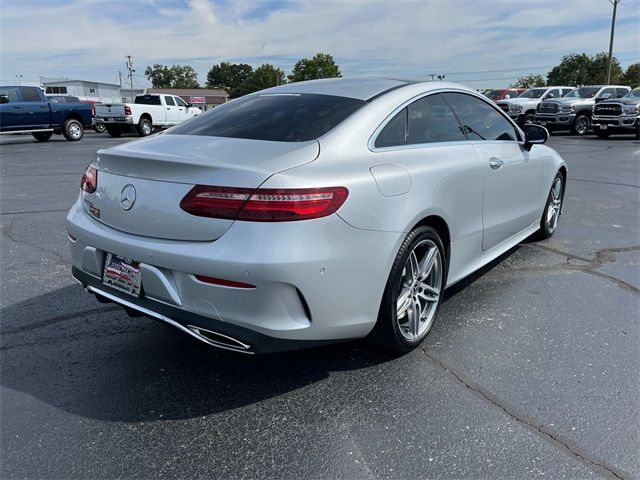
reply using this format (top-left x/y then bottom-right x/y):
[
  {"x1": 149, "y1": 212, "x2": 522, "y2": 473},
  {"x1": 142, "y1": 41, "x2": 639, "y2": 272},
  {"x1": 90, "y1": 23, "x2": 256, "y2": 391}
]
[{"x1": 1, "y1": 0, "x2": 639, "y2": 89}]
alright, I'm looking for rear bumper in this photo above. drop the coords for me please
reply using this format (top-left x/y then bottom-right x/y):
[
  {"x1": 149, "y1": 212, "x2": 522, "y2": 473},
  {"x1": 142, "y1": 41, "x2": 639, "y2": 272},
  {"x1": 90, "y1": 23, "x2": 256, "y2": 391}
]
[
  {"x1": 95, "y1": 116, "x2": 134, "y2": 125},
  {"x1": 66, "y1": 196, "x2": 401, "y2": 352}
]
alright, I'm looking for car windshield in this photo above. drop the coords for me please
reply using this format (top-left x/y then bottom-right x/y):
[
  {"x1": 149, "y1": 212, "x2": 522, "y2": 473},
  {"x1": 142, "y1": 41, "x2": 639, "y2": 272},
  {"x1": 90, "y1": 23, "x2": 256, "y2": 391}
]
[
  {"x1": 169, "y1": 93, "x2": 366, "y2": 142},
  {"x1": 562, "y1": 87, "x2": 600, "y2": 98},
  {"x1": 484, "y1": 90, "x2": 503, "y2": 100},
  {"x1": 517, "y1": 88, "x2": 546, "y2": 99},
  {"x1": 624, "y1": 89, "x2": 640, "y2": 99}
]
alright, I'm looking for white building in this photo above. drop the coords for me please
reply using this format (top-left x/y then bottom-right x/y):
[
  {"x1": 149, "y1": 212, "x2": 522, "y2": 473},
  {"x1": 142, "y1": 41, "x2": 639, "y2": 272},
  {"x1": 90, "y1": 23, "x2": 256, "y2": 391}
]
[{"x1": 41, "y1": 79, "x2": 144, "y2": 103}]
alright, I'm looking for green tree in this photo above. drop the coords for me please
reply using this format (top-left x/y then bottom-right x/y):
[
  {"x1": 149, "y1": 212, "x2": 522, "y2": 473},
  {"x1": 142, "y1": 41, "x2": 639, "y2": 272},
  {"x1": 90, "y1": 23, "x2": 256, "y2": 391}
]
[
  {"x1": 546, "y1": 53, "x2": 591, "y2": 86},
  {"x1": 511, "y1": 74, "x2": 546, "y2": 88},
  {"x1": 620, "y1": 62, "x2": 640, "y2": 87},
  {"x1": 587, "y1": 52, "x2": 622, "y2": 84},
  {"x1": 244, "y1": 64, "x2": 287, "y2": 94},
  {"x1": 288, "y1": 53, "x2": 341, "y2": 83},
  {"x1": 206, "y1": 62, "x2": 254, "y2": 97},
  {"x1": 144, "y1": 64, "x2": 199, "y2": 88}
]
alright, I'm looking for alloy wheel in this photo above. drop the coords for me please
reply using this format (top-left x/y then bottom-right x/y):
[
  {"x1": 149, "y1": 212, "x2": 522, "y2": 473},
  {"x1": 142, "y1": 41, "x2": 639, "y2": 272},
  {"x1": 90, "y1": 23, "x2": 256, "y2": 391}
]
[
  {"x1": 396, "y1": 239, "x2": 443, "y2": 341},
  {"x1": 546, "y1": 177, "x2": 563, "y2": 233},
  {"x1": 575, "y1": 117, "x2": 589, "y2": 135}
]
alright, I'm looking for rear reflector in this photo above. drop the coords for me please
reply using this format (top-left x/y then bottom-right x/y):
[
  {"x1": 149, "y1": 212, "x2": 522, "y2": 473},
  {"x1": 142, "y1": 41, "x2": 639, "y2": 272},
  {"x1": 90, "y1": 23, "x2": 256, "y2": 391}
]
[
  {"x1": 81, "y1": 166, "x2": 97, "y2": 193},
  {"x1": 194, "y1": 274, "x2": 256, "y2": 289},
  {"x1": 180, "y1": 186, "x2": 348, "y2": 222}
]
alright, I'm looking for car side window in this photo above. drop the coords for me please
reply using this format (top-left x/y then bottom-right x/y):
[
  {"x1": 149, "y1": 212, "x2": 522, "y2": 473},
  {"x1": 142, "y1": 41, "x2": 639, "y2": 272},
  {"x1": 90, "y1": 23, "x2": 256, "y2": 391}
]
[
  {"x1": 407, "y1": 94, "x2": 466, "y2": 144},
  {"x1": 442, "y1": 92, "x2": 519, "y2": 142},
  {"x1": 174, "y1": 96, "x2": 188, "y2": 107},
  {"x1": 545, "y1": 88, "x2": 561, "y2": 99},
  {"x1": 20, "y1": 87, "x2": 42, "y2": 102},
  {"x1": 614, "y1": 88, "x2": 628, "y2": 98},
  {"x1": 0, "y1": 87, "x2": 19, "y2": 103},
  {"x1": 165, "y1": 96, "x2": 175, "y2": 106},
  {"x1": 375, "y1": 108, "x2": 407, "y2": 148},
  {"x1": 599, "y1": 87, "x2": 615, "y2": 99}
]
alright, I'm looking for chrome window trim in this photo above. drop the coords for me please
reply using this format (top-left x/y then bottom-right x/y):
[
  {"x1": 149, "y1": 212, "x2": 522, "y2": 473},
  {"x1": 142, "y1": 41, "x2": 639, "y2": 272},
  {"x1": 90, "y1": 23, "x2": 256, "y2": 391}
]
[{"x1": 369, "y1": 88, "x2": 524, "y2": 153}]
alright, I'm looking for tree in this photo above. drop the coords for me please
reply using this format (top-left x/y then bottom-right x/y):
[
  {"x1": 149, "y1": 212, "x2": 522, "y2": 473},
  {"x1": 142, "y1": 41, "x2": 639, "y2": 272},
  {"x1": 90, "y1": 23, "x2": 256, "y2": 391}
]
[
  {"x1": 244, "y1": 64, "x2": 287, "y2": 94},
  {"x1": 546, "y1": 53, "x2": 591, "y2": 86},
  {"x1": 144, "y1": 64, "x2": 199, "y2": 88},
  {"x1": 288, "y1": 53, "x2": 341, "y2": 83},
  {"x1": 206, "y1": 62, "x2": 254, "y2": 97},
  {"x1": 511, "y1": 74, "x2": 546, "y2": 88},
  {"x1": 587, "y1": 52, "x2": 622, "y2": 84},
  {"x1": 620, "y1": 63, "x2": 640, "y2": 87}
]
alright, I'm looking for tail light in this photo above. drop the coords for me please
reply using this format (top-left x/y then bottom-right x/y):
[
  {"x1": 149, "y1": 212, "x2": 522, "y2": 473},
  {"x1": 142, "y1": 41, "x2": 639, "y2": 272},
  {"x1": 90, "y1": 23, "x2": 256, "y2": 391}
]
[
  {"x1": 124, "y1": 105, "x2": 132, "y2": 116},
  {"x1": 91, "y1": 105, "x2": 96, "y2": 117},
  {"x1": 81, "y1": 166, "x2": 97, "y2": 193},
  {"x1": 180, "y1": 186, "x2": 348, "y2": 222}
]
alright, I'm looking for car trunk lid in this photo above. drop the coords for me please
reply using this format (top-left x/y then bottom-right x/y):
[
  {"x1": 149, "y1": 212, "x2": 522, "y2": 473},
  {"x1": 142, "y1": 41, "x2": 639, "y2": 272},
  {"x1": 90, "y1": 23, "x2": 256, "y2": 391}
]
[{"x1": 84, "y1": 134, "x2": 319, "y2": 241}]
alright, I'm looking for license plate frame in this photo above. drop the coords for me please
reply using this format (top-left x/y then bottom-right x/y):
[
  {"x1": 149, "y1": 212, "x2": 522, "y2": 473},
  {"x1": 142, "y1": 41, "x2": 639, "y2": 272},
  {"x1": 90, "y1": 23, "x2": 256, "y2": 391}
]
[{"x1": 103, "y1": 253, "x2": 142, "y2": 298}]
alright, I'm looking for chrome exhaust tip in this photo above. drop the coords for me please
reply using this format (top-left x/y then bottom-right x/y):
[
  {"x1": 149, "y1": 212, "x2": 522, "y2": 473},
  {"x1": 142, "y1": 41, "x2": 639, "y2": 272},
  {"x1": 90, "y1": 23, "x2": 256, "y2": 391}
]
[{"x1": 186, "y1": 325, "x2": 252, "y2": 352}]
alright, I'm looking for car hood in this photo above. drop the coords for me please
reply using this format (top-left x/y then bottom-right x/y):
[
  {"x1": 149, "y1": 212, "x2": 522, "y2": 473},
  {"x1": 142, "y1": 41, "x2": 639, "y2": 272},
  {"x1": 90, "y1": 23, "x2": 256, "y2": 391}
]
[
  {"x1": 599, "y1": 97, "x2": 640, "y2": 106},
  {"x1": 497, "y1": 98, "x2": 538, "y2": 108}
]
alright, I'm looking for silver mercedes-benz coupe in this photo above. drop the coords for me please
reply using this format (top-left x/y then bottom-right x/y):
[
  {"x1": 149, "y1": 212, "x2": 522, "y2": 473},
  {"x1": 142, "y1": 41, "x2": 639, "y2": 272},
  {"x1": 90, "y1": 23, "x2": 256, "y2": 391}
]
[{"x1": 67, "y1": 78, "x2": 567, "y2": 354}]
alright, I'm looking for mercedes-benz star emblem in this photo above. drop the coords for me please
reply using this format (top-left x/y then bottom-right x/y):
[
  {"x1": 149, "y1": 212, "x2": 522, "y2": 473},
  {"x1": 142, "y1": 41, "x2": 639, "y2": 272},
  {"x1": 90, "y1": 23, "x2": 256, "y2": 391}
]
[{"x1": 120, "y1": 184, "x2": 136, "y2": 211}]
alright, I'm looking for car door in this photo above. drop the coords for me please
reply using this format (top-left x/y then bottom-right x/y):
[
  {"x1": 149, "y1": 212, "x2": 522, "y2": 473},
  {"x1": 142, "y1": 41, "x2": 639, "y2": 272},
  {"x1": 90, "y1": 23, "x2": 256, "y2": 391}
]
[
  {"x1": 173, "y1": 96, "x2": 190, "y2": 122},
  {"x1": 442, "y1": 92, "x2": 543, "y2": 251},
  {"x1": 0, "y1": 87, "x2": 22, "y2": 130},
  {"x1": 163, "y1": 96, "x2": 181, "y2": 124},
  {"x1": 18, "y1": 87, "x2": 50, "y2": 129}
]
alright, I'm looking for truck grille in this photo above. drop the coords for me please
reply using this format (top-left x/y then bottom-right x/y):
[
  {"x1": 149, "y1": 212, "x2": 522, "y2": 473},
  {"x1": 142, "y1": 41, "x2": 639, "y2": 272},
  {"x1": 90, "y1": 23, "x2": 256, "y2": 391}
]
[
  {"x1": 594, "y1": 103, "x2": 622, "y2": 116},
  {"x1": 537, "y1": 102, "x2": 559, "y2": 114},
  {"x1": 499, "y1": 104, "x2": 509, "y2": 113}
]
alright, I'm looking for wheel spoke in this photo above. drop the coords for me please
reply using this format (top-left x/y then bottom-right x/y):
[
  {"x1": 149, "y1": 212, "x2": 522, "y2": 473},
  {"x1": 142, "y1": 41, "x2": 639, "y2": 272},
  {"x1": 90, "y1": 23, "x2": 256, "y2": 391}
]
[
  {"x1": 408, "y1": 250, "x2": 419, "y2": 280},
  {"x1": 410, "y1": 298, "x2": 422, "y2": 337},
  {"x1": 419, "y1": 247, "x2": 437, "y2": 279},
  {"x1": 419, "y1": 284, "x2": 440, "y2": 303},
  {"x1": 396, "y1": 288, "x2": 412, "y2": 318}
]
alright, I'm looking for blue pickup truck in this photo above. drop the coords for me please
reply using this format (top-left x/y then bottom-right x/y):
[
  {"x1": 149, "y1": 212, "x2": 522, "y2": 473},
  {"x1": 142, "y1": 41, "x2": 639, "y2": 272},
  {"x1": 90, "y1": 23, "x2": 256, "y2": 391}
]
[{"x1": 0, "y1": 86, "x2": 92, "y2": 141}]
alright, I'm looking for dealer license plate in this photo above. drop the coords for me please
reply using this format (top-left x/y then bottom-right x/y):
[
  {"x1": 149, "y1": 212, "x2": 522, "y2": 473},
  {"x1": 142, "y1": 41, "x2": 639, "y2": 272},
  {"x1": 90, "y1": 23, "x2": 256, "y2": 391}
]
[{"x1": 103, "y1": 253, "x2": 142, "y2": 297}]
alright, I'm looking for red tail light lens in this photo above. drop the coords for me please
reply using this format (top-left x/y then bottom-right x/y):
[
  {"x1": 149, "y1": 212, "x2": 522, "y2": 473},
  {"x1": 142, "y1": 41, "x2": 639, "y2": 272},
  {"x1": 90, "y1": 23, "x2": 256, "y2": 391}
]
[
  {"x1": 180, "y1": 186, "x2": 348, "y2": 222},
  {"x1": 124, "y1": 105, "x2": 132, "y2": 116},
  {"x1": 81, "y1": 166, "x2": 97, "y2": 193},
  {"x1": 194, "y1": 274, "x2": 256, "y2": 289},
  {"x1": 91, "y1": 105, "x2": 96, "y2": 117}
]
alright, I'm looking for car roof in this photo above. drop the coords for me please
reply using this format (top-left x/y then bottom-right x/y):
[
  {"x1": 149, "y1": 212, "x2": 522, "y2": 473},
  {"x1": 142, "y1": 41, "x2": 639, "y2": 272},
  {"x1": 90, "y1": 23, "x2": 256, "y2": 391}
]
[{"x1": 259, "y1": 77, "x2": 478, "y2": 101}]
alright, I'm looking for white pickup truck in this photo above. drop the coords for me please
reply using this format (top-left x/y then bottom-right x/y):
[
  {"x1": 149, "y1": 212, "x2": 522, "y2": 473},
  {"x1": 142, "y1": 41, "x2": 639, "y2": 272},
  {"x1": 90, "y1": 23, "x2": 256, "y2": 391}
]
[{"x1": 95, "y1": 93, "x2": 201, "y2": 137}]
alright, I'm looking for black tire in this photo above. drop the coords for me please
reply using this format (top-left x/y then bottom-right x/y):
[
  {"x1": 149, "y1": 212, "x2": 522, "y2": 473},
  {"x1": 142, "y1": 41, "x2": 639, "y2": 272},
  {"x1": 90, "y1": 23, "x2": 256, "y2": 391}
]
[
  {"x1": 571, "y1": 114, "x2": 590, "y2": 135},
  {"x1": 62, "y1": 119, "x2": 84, "y2": 141},
  {"x1": 106, "y1": 125, "x2": 122, "y2": 138},
  {"x1": 596, "y1": 132, "x2": 610, "y2": 139},
  {"x1": 536, "y1": 172, "x2": 564, "y2": 240},
  {"x1": 93, "y1": 123, "x2": 106, "y2": 134},
  {"x1": 32, "y1": 132, "x2": 53, "y2": 142},
  {"x1": 137, "y1": 118, "x2": 152, "y2": 137},
  {"x1": 370, "y1": 226, "x2": 447, "y2": 352},
  {"x1": 521, "y1": 112, "x2": 536, "y2": 126}
]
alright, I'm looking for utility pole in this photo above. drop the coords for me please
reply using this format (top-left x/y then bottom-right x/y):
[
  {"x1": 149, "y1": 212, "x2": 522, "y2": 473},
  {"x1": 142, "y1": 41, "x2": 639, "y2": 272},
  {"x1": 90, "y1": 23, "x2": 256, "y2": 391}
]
[
  {"x1": 125, "y1": 55, "x2": 135, "y2": 101},
  {"x1": 606, "y1": 0, "x2": 621, "y2": 85}
]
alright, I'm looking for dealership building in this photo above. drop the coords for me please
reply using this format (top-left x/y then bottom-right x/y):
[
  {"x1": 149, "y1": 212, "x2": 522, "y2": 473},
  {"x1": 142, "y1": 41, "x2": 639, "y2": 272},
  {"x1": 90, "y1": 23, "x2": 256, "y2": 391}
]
[{"x1": 147, "y1": 88, "x2": 229, "y2": 111}]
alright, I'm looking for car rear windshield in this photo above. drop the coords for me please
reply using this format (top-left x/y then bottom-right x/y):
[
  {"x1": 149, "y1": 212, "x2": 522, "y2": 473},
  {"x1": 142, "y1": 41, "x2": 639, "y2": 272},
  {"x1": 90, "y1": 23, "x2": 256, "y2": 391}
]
[
  {"x1": 135, "y1": 95, "x2": 161, "y2": 105},
  {"x1": 168, "y1": 93, "x2": 366, "y2": 142}
]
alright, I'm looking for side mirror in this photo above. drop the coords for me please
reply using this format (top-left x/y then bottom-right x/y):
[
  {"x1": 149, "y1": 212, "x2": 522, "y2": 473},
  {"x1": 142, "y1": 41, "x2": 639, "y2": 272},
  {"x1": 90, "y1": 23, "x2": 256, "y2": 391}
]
[
  {"x1": 523, "y1": 124, "x2": 549, "y2": 151},
  {"x1": 546, "y1": 93, "x2": 555, "y2": 99},
  {"x1": 0, "y1": 95, "x2": 9, "y2": 104}
]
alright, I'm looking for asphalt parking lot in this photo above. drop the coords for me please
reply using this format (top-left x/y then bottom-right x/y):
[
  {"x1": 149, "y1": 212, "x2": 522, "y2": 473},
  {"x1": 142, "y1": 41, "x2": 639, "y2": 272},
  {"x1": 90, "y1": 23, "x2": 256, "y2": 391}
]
[{"x1": 1, "y1": 131, "x2": 638, "y2": 479}]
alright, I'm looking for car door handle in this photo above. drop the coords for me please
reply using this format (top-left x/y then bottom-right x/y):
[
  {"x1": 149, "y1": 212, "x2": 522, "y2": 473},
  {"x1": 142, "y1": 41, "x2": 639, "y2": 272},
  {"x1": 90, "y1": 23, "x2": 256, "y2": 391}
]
[{"x1": 489, "y1": 158, "x2": 504, "y2": 170}]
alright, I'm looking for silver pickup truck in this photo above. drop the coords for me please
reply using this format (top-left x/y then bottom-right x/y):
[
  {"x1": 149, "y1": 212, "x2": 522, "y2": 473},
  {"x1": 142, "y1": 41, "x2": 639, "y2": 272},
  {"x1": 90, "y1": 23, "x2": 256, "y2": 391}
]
[
  {"x1": 496, "y1": 86, "x2": 574, "y2": 126},
  {"x1": 535, "y1": 85, "x2": 630, "y2": 135}
]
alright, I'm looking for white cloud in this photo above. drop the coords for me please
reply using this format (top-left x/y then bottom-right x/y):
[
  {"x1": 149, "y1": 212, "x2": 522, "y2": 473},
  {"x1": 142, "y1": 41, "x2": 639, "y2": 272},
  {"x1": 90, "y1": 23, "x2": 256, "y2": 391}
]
[{"x1": 1, "y1": 0, "x2": 638, "y2": 87}]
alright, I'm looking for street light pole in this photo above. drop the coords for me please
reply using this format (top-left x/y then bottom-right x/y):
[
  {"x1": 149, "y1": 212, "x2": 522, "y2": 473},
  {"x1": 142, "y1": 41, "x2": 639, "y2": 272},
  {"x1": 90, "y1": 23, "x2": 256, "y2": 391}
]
[
  {"x1": 125, "y1": 55, "x2": 134, "y2": 102},
  {"x1": 606, "y1": 0, "x2": 621, "y2": 85}
]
